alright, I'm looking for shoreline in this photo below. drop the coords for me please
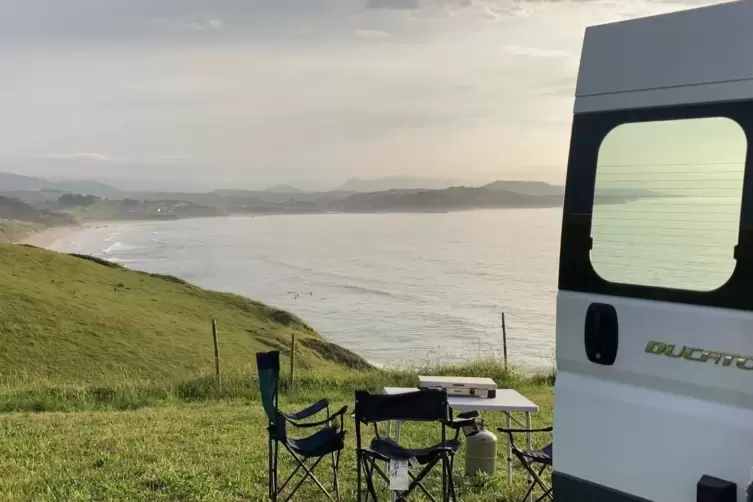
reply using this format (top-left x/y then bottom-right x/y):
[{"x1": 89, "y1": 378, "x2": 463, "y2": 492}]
[
  {"x1": 10, "y1": 207, "x2": 557, "y2": 250},
  {"x1": 11, "y1": 204, "x2": 566, "y2": 250},
  {"x1": 16, "y1": 223, "x2": 107, "y2": 250}
]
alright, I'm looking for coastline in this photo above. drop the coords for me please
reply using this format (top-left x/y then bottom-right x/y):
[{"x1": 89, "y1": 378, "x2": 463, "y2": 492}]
[
  {"x1": 16, "y1": 223, "x2": 106, "y2": 250},
  {"x1": 10, "y1": 206, "x2": 559, "y2": 250}
]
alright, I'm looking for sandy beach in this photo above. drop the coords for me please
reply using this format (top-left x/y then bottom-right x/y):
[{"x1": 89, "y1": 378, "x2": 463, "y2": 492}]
[{"x1": 18, "y1": 224, "x2": 93, "y2": 250}]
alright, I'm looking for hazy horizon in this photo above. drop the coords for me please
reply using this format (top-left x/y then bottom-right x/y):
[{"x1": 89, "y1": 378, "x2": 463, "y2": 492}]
[{"x1": 0, "y1": 0, "x2": 729, "y2": 192}]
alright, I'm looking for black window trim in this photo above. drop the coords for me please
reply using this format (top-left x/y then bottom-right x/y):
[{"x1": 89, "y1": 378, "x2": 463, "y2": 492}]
[{"x1": 559, "y1": 99, "x2": 753, "y2": 311}]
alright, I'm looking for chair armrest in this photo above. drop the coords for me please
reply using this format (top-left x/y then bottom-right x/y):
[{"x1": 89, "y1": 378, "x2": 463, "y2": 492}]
[
  {"x1": 497, "y1": 426, "x2": 553, "y2": 434},
  {"x1": 286, "y1": 405, "x2": 348, "y2": 428},
  {"x1": 447, "y1": 417, "x2": 478, "y2": 430},
  {"x1": 285, "y1": 398, "x2": 330, "y2": 421},
  {"x1": 447, "y1": 410, "x2": 480, "y2": 429}
]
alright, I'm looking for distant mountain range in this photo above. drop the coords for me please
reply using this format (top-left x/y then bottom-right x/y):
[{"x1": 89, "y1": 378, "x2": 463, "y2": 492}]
[
  {"x1": 336, "y1": 176, "x2": 482, "y2": 192},
  {"x1": 0, "y1": 170, "x2": 673, "y2": 224},
  {"x1": 0, "y1": 172, "x2": 122, "y2": 198},
  {"x1": 0, "y1": 196, "x2": 75, "y2": 226},
  {"x1": 265, "y1": 184, "x2": 305, "y2": 193},
  {"x1": 333, "y1": 184, "x2": 564, "y2": 213}
]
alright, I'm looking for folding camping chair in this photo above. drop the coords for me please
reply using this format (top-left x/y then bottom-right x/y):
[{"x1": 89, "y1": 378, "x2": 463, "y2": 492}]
[
  {"x1": 354, "y1": 388, "x2": 476, "y2": 502},
  {"x1": 256, "y1": 351, "x2": 348, "y2": 502},
  {"x1": 497, "y1": 426, "x2": 553, "y2": 502}
]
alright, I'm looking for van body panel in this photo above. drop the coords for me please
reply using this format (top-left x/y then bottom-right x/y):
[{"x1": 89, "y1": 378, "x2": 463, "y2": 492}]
[
  {"x1": 555, "y1": 290, "x2": 753, "y2": 501},
  {"x1": 576, "y1": 1, "x2": 753, "y2": 111},
  {"x1": 555, "y1": 2, "x2": 753, "y2": 500}
]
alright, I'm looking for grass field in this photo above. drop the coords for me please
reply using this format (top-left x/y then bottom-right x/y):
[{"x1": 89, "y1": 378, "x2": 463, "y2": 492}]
[
  {"x1": 0, "y1": 243, "x2": 367, "y2": 385},
  {"x1": 0, "y1": 367, "x2": 554, "y2": 502},
  {"x1": 0, "y1": 243, "x2": 555, "y2": 501}
]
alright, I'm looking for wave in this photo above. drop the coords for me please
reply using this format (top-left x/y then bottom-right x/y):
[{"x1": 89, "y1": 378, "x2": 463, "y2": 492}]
[
  {"x1": 102, "y1": 241, "x2": 141, "y2": 254},
  {"x1": 107, "y1": 257, "x2": 137, "y2": 264},
  {"x1": 338, "y1": 283, "x2": 395, "y2": 298},
  {"x1": 256, "y1": 253, "x2": 391, "y2": 288}
]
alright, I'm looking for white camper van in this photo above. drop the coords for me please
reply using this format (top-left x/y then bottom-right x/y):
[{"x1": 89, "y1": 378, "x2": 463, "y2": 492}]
[{"x1": 554, "y1": 1, "x2": 753, "y2": 501}]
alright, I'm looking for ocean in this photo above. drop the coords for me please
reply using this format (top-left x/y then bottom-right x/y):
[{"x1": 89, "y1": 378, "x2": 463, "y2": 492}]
[{"x1": 50, "y1": 208, "x2": 562, "y2": 370}]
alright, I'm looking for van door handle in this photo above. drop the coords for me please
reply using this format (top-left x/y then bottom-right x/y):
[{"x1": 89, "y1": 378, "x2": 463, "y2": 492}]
[{"x1": 584, "y1": 303, "x2": 619, "y2": 366}]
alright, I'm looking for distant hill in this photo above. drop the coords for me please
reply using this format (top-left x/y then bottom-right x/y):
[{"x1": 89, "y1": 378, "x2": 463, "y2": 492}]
[
  {"x1": 68, "y1": 198, "x2": 226, "y2": 222},
  {"x1": 0, "y1": 243, "x2": 369, "y2": 383},
  {"x1": 0, "y1": 173, "x2": 49, "y2": 191},
  {"x1": 483, "y1": 180, "x2": 564, "y2": 195},
  {"x1": 337, "y1": 176, "x2": 478, "y2": 192},
  {"x1": 52, "y1": 179, "x2": 122, "y2": 197},
  {"x1": 0, "y1": 172, "x2": 122, "y2": 198},
  {"x1": 333, "y1": 186, "x2": 563, "y2": 213},
  {"x1": 264, "y1": 184, "x2": 304, "y2": 193},
  {"x1": 0, "y1": 196, "x2": 75, "y2": 226}
]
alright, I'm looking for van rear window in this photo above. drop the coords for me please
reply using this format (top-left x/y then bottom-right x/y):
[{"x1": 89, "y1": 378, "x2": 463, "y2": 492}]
[{"x1": 590, "y1": 117, "x2": 746, "y2": 291}]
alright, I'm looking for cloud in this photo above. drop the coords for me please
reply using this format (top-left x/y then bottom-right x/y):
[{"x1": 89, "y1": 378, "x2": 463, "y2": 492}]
[
  {"x1": 354, "y1": 28, "x2": 393, "y2": 39},
  {"x1": 502, "y1": 45, "x2": 575, "y2": 59},
  {"x1": 0, "y1": 0, "x2": 734, "y2": 189},
  {"x1": 42, "y1": 153, "x2": 109, "y2": 161},
  {"x1": 367, "y1": 0, "x2": 420, "y2": 9},
  {"x1": 146, "y1": 16, "x2": 224, "y2": 33},
  {"x1": 154, "y1": 155, "x2": 193, "y2": 161}
]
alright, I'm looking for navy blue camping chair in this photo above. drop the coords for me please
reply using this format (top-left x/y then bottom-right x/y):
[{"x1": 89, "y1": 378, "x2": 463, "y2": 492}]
[
  {"x1": 257, "y1": 351, "x2": 348, "y2": 502},
  {"x1": 497, "y1": 426, "x2": 553, "y2": 502},
  {"x1": 354, "y1": 388, "x2": 475, "y2": 502}
]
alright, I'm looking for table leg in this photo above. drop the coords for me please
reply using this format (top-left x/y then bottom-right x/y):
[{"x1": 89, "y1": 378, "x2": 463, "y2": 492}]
[
  {"x1": 390, "y1": 421, "x2": 403, "y2": 502},
  {"x1": 506, "y1": 413, "x2": 512, "y2": 484},
  {"x1": 526, "y1": 412, "x2": 533, "y2": 502}
]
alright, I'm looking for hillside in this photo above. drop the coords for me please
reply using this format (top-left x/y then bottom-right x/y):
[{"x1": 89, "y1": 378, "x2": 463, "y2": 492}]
[
  {"x1": 0, "y1": 196, "x2": 75, "y2": 227},
  {"x1": 338, "y1": 176, "x2": 477, "y2": 192},
  {"x1": 264, "y1": 184, "x2": 304, "y2": 193},
  {"x1": 0, "y1": 172, "x2": 121, "y2": 198},
  {"x1": 334, "y1": 186, "x2": 564, "y2": 212},
  {"x1": 483, "y1": 180, "x2": 564, "y2": 195},
  {"x1": 69, "y1": 198, "x2": 225, "y2": 221},
  {"x1": 0, "y1": 244, "x2": 368, "y2": 384},
  {"x1": 0, "y1": 196, "x2": 77, "y2": 243}
]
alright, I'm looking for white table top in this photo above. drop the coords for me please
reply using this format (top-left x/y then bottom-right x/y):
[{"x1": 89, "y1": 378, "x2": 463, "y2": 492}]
[{"x1": 383, "y1": 387, "x2": 539, "y2": 413}]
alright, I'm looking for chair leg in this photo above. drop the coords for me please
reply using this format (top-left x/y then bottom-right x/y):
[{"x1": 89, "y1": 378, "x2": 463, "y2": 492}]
[
  {"x1": 407, "y1": 469, "x2": 438, "y2": 502},
  {"x1": 366, "y1": 456, "x2": 453, "y2": 502},
  {"x1": 450, "y1": 456, "x2": 458, "y2": 502},
  {"x1": 442, "y1": 454, "x2": 447, "y2": 502},
  {"x1": 282, "y1": 453, "x2": 334, "y2": 502},
  {"x1": 277, "y1": 458, "x2": 304, "y2": 495},
  {"x1": 518, "y1": 463, "x2": 551, "y2": 502},
  {"x1": 406, "y1": 457, "x2": 442, "y2": 502},
  {"x1": 272, "y1": 441, "x2": 279, "y2": 502},
  {"x1": 331, "y1": 450, "x2": 341, "y2": 502},
  {"x1": 268, "y1": 438, "x2": 273, "y2": 499},
  {"x1": 357, "y1": 451, "x2": 363, "y2": 502},
  {"x1": 534, "y1": 486, "x2": 553, "y2": 502},
  {"x1": 363, "y1": 457, "x2": 380, "y2": 502},
  {"x1": 445, "y1": 455, "x2": 458, "y2": 502}
]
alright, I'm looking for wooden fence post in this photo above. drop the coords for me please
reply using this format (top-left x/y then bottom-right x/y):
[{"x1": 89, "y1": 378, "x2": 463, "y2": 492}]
[
  {"x1": 290, "y1": 333, "x2": 296, "y2": 391},
  {"x1": 212, "y1": 318, "x2": 221, "y2": 391},
  {"x1": 501, "y1": 312, "x2": 508, "y2": 371}
]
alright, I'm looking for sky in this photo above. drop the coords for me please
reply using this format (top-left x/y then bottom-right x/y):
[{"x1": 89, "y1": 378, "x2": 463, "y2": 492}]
[{"x1": 0, "y1": 0, "x2": 731, "y2": 191}]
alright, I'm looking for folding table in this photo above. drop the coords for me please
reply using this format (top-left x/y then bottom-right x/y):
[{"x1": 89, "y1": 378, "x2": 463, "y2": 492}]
[{"x1": 383, "y1": 386, "x2": 539, "y2": 495}]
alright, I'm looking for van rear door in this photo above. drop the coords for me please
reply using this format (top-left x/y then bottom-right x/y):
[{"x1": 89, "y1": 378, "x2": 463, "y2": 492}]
[{"x1": 553, "y1": 2, "x2": 753, "y2": 501}]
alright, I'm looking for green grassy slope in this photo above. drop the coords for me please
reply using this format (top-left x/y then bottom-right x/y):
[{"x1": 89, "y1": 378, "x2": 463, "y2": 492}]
[
  {"x1": 0, "y1": 377, "x2": 554, "y2": 501},
  {"x1": 0, "y1": 221, "x2": 45, "y2": 243},
  {"x1": 0, "y1": 243, "x2": 367, "y2": 384}
]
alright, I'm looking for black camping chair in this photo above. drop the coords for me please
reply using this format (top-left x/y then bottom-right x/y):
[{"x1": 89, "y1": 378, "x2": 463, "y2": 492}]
[
  {"x1": 497, "y1": 426, "x2": 553, "y2": 502},
  {"x1": 256, "y1": 351, "x2": 348, "y2": 502},
  {"x1": 354, "y1": 389, "x2": 478, "y2": 502}
]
